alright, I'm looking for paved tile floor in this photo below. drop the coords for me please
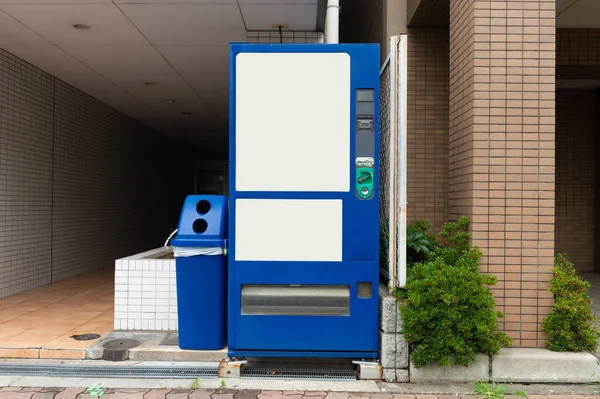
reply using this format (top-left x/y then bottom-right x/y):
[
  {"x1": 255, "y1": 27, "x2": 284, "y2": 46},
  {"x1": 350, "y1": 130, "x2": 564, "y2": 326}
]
[{"x1": 0, "y1": 268, "x2": 114, "y2": 359}]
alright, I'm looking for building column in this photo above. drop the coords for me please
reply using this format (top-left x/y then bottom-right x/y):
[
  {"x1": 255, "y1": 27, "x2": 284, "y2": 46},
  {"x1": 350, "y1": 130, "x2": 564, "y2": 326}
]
[{"x1": 448, "y1": 0, "x2": 555, "y2": 347}]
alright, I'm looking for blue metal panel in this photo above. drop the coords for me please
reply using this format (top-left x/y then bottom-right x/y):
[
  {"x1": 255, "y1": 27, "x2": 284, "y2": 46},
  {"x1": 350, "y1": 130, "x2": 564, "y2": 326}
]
[
  {"x1": 228, "y1": 350, "x2": 379, "y2": 359},
  {"x1": 228, "y1": 43, "x2": 380, "y2": 357}
]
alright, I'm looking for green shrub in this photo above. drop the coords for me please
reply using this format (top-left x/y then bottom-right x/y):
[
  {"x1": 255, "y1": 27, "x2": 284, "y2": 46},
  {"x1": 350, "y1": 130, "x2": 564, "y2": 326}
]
[
  {"x1": 400, "y1": 217, "x2": 511, "y2": 368},
  {"x1": 409, "y1": 219, "x2": 437, "y2": 242},
  {"x1": 541, "y1": 254, "x2": 600, "y2": 352}
]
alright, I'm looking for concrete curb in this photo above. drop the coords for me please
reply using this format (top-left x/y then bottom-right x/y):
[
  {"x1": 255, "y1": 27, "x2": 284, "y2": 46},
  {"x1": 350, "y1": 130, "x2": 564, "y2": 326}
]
[
  {"x1": 407, "y1": 348, "x2": 600, "y2": 383},
  {"x1": 491, "y1": 348, "x2": 600, "y2": 383},
  {"x1": 409, "y1": 354, "x2": 490, "y2": 383}
]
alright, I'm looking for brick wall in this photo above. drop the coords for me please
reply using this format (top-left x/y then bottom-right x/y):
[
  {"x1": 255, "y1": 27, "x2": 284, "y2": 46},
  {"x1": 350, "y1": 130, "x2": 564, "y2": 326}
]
[
  {"x1": 449, "y1": 0, "x2": 556, "y2": 348},
  {"x1": 555, "y1": 90, "x2": 596, "y2": 273},
  {"x1": 0, "y1": 47, "x2": 189, "y2": 298},
  {"x1": 407, "y1": 28, "x2": 449, "y2": 233}
]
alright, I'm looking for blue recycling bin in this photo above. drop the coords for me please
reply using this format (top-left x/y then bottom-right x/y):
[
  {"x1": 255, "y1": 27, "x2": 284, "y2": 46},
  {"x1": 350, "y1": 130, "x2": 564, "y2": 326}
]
[{"x1": 171, "y1": 195, "x2": 227, "y2": 350}]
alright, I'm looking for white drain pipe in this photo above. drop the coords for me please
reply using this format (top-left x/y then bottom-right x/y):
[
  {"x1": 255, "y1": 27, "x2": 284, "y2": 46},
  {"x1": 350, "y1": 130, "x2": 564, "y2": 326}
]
[{"x1": 324, "y1": 0, "x2": 340, "y2": 44}]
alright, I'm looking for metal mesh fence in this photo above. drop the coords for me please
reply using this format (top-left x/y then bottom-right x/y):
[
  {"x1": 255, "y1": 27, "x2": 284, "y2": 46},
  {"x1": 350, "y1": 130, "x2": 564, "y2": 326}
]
[{"x1": 379, "y1": 61, "x2": 391, "y2": 280}]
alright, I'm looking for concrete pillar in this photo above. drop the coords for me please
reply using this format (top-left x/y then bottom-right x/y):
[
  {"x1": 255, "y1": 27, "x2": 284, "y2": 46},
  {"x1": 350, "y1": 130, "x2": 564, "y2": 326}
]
[{"x1": 448, "y1": 0, "x2": 556, "y2": 347}]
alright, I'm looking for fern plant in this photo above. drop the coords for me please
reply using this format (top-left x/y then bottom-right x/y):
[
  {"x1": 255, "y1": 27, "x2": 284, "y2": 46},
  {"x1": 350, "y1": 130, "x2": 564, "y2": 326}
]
[{"x1": 406, "y1": 228, "x2": 435, "y2": 266}]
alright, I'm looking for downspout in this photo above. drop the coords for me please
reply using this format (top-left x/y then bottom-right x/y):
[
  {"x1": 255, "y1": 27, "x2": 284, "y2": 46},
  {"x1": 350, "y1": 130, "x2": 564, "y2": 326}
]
[{"x1": 324, "y1": 0, "x2": 340, "y2": 44}]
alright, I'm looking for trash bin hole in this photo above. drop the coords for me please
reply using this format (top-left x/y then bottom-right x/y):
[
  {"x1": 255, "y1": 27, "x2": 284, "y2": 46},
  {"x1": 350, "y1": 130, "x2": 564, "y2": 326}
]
[
  {"x1": 193, "y1": 218, "x2": 208, "y2": 234},
  {"x1": 196, "y1": 200, "x2": 211, "y2": 215}
]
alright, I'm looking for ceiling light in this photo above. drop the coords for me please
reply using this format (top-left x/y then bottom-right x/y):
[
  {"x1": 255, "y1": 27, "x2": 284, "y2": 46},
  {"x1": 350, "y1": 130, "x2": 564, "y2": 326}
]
[
  {"x1": 272, "y1": 24, "x2": 288, "y2": 29},
  {"x1": 182, "y1": 112, "x2": 192, "y2": 116},
  {"x1": 72, "y1": 23, "x2": 91, "y2": 30},
  {"x1": 165, "y1": 99, "x2": 176, "y2": 104},
  {"x1": 144, "y1": 82, "x2": 157, "y2": 86}
]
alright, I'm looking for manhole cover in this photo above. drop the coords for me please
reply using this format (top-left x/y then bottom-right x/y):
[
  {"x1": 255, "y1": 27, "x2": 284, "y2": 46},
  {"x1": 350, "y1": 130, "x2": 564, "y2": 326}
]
[
  {"x1": 102, "y1": 339, "x2": 141, "y2": 362},
  {"x1": 70, "y1": 334, "x2": 101, "y2": 341}
]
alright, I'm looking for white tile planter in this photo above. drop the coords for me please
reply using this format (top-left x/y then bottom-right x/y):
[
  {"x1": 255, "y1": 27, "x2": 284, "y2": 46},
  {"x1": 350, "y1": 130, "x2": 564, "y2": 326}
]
[{"x1": 114, "y1": 247, "x2": 177, "y2": 331}]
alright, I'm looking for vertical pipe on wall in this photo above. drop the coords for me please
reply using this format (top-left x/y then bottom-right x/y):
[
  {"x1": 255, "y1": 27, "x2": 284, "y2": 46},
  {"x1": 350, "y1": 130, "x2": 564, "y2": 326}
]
[
  {"x1": 388, "y1": 36, "x2": 398, "y2": 291},
  {"x1": 397, "y1": 34, "x2": 408, "y2": 288},
  {"x1": 324, "y1": 0, "x2": 340, "y2": 44}
]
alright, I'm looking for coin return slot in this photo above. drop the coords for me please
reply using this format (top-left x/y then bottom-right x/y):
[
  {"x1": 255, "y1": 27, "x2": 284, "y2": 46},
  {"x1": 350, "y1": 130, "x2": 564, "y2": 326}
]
[{"x1": 241, "y1": 285, "x2": 350, "y2": 316}]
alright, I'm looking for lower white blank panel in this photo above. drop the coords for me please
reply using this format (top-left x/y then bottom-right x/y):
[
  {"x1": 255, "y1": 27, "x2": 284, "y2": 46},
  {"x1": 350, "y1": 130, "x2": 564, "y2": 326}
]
[{"x1": 235, "y1": 199, "x2": 343, "y2": 262}]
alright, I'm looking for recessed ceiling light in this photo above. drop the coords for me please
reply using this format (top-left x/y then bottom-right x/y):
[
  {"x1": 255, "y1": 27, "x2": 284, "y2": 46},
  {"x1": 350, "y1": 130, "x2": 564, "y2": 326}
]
[
  {"x1": 72, "y1": 23, "x2": 91, "y2": 30},
  {"x1": 144, "y1": 82, "x2": 157, "y2": 86},
  {"x1": 165, "y1": 99, "x2": 176, "y2": 104},
  {"x1": 182, "y1": 112, "x2": 192, "y2": 116}
]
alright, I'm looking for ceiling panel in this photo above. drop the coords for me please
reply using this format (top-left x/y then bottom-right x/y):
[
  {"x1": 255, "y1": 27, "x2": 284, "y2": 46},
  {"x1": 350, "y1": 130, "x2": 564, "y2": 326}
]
[
  {"x1": 1, "y1": 44, "x2": 93, "y2": 81},
  {"x1": 111, "y1": 73, "x2": 214, "y2": 115},
  {"x1": 115, "y1": 0, "x2": 236, "y2": 3},
  {"x1": 118, "y1": 4, "x2": 245, "y2": 46},
  {"x1": 1, "y1": 4, "x2": 148, "y2": 45},
  {"x1": 0, "y1": 0, "x2": 110, "y2": 3},
  {"x1": 556, "y1": 0, "x2": 579, "y2": 15},
  {"x1": 205, "y1": 96, "x2": 229, "y2": 116},
  {"x1": 557, "y1": 0, "x2": 600, "y2": 28},
  {"x1": 152, "y1": 97, "x2": 216, "y2": 119},
  {"x1": 158, "y1": 45, "x2": 229, "y2": 76},
  {"x1": 0, "y1": 0, "x2": 320, "y2": 151},
  {"x1": 187, "y1": 73, "x2": 228, "y2": 103},
  {"x1": 64, "y1": 45, "x2": 175, "y2": 77},
  {"x1": 240, "y1": 4, "x2": 317, "y2": 30},
  {"x1": 0, "y1": 10, "x2": 49, "y2": 46},
  {"x1": 238, "y1": 0, "x2": 317, "y2": 3}
]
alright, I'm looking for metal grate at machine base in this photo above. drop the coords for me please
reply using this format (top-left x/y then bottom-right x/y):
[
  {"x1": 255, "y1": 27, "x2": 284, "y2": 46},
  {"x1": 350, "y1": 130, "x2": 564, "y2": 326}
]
[
  {"x1": 0, "y1": 364, "x2": 218, "y2": 379},
  {"x1": 240, "y1": 367, "x2": 357, "y2": 381}
]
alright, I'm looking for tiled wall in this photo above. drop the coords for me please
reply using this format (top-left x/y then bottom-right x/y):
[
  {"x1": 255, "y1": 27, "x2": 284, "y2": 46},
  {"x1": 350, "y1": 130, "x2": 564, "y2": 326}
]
[
  {"x1": 555, "y1": 29, "x2": 599, "y2": 273},
  {"x1": 557, "y1": 29, "x2": 600, "y2": 66},
  {"x1": 0, "y1": 47, "x2": 181, "y2": 298},
  {"x1": 407, "y1": 28, "x2": 449, "y2": 233},
  {"x1": 555, "y1": 90, "x2": 596, "y2": 273},
  {"x1": 448, "y1": 0, "x2": 556, "y2": 348},
  {"x1": 114, "y1": 247, "x2": 177, "y2": 331},
  {"x1": 0, "y1": 50, "x2": 54, "y2": 297}
]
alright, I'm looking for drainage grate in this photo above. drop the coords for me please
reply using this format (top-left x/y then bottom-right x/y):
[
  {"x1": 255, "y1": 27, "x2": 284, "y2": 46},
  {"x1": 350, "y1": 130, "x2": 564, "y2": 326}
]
[
  {"x1": 241, "y1": 367, "x2": 357, "y2": 381},
  {"x1": 70, "y1": 334, "x2": 101, "y2": 341},
  {"x1": 0, "y1": 364, "x2": 218, "y2": 379}
]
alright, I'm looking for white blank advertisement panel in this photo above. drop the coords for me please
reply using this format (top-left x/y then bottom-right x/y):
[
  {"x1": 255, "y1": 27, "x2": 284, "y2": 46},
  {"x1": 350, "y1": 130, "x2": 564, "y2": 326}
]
[
  {"x1": 235, "y1": 199, "x2": 343, "y2": 262},
  {"x1": 235, "y1": 52, "x2": 350, "y2": 192}
]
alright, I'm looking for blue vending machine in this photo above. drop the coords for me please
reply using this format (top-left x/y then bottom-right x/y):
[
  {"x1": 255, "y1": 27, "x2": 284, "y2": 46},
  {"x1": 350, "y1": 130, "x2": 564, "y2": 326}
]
[{"x1": 228, "y1": 43, "x2": 380, "y2": 358}]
